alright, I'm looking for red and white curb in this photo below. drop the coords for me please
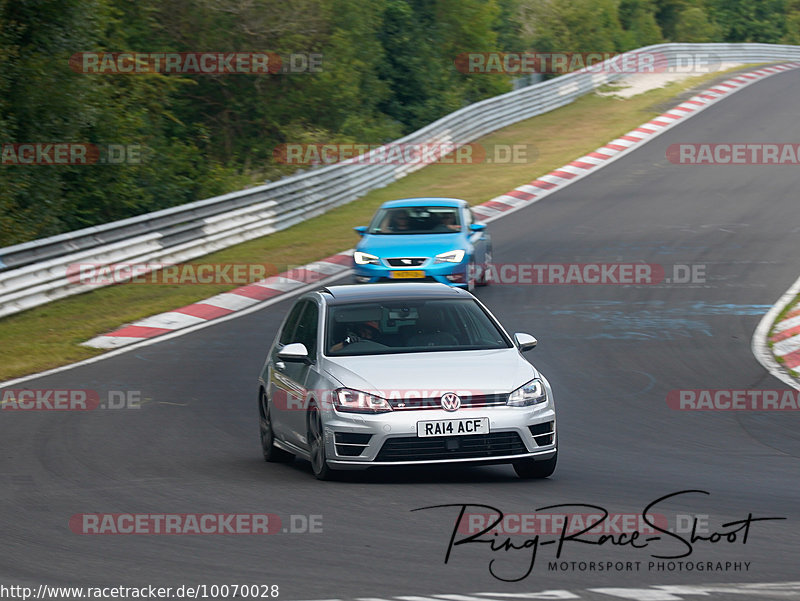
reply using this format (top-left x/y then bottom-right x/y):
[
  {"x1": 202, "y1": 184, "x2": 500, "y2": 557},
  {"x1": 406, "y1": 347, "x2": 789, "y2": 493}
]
[
  {"x1": 763, "y1": 280, "x2": 800, "y2": 388},
  {"x1": 753, "y1": 273, "x2": 800, "y2": 392},
  {"x1": 83, "y1": 63, "x2": 800, "y2": 350},
  {"x1": 83, "y1": 252, "x2": 353, "y2": 349},
  {"x1": 769, "y1": 300, "x2": 800, "y2": 377}
]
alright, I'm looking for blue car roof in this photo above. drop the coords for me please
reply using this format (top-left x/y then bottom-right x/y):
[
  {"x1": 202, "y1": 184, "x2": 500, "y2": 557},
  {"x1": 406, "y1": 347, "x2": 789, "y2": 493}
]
[{"x1": 379, "y1": 197, "x2": 468, "y2": 209}]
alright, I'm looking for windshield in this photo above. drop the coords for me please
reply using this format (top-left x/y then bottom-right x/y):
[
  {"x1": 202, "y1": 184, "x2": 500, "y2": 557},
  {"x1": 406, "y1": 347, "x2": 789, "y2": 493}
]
[
  {"x1": 325, "y1": 299, "x2": 511, "y2": 356},
  {"x1": 367, "y1": 206, "x2": 462, "y2": 234}
]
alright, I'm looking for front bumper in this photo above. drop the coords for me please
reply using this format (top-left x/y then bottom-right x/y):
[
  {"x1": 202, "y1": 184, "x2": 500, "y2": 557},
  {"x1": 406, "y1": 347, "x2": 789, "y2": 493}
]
[
  {"x1": 322, "y1": 405, "x2": 556, "y2": 469},
  {"x1": 352, "y1": 259, "x2": 470, "y2": 287}
]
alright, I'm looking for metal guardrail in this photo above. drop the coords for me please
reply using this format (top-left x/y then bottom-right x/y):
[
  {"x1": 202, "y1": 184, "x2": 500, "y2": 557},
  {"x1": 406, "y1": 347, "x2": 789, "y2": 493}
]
[{"x1": 2, "y1": 43, "x2": 800, "y2": 318}]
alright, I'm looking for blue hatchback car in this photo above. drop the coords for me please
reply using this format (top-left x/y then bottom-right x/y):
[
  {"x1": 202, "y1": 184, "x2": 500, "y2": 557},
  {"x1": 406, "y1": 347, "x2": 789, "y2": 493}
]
[{"x1": 352, "y1": 198, "x2": 492, "y2": 289}]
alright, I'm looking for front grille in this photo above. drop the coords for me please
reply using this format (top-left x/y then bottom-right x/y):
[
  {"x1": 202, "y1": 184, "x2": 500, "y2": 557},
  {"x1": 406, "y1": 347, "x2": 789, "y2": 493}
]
[
  {"x1": 528, "y1": 421, "x2": 555, "y2": 446},
  {"x1": 334, "y1": 432, "x2": 372, "y2": 457},
  {"x1": 386, "y1": 258, "x2": 427, "y2": 267},
  {"x1": 375, "y1": 431, "x2": 526, "y2": 462},
  {"x1": 389, "y1": 393, "x2": 509, "y2": 411}
]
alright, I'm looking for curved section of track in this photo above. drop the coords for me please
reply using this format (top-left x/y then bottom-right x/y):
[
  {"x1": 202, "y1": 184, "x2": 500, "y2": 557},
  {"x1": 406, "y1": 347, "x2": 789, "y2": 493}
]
[{"x1": 2, "y1": 70, "x2": 800, "y2": 598}]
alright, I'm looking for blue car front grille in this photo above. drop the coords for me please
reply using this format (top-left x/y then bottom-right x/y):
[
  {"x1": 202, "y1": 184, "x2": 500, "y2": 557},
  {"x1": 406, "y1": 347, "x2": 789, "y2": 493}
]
[{"x1": 386, "y1": 258, "x2": 427, "y2": 267}]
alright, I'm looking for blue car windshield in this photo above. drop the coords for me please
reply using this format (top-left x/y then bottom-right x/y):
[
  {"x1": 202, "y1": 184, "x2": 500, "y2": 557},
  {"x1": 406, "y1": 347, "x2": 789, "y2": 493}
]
[
  {"x1": 326, "y1": 299, "x2": 512, "y2": 356},
  {"x1": 367, "y1": 206, "x2": 462, "y2": 234}
]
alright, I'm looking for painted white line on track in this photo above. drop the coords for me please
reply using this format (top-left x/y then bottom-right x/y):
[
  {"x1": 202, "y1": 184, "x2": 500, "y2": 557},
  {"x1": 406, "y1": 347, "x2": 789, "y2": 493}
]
[{"x1": 289, "y1": 583, "x2": 800, "y2": 601}]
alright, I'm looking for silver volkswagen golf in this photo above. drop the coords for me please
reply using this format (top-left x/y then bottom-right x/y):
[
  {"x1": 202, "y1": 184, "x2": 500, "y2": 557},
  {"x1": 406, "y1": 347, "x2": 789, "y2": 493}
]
[{"x1": 257, "y1": 283, "x2": 557, "y2": 480}]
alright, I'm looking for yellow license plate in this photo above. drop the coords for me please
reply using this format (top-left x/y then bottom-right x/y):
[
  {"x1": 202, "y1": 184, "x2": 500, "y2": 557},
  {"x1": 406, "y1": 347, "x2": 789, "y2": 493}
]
[{"x1": 390, "y1": 270, "x2": 425, "y2": 279}]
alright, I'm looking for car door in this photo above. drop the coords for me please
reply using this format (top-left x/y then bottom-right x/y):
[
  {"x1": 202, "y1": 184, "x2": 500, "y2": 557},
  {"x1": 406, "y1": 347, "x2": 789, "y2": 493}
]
[
  {"x1": 281, "y1": 298, "x2": 320, "y2": 447},
  {"x1": 268, "y1": 299, "x2": 311, "y2": 444}
]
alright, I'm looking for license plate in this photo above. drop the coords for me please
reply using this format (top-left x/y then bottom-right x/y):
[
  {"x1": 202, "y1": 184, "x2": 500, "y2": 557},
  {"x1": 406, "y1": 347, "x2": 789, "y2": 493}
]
[
  {"x1": 417, "y1": 417, "x2": 489, "y2": 437},
  {"x1": 390, "y1": 270, "x2": 425, "y2": 279}
]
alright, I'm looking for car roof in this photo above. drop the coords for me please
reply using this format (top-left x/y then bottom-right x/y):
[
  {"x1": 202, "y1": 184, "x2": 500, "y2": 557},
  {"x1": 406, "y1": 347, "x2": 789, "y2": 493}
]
[
  {"x1": 318, "y1": 283, "x2": 471, "y2": 304},
  {"x1": 379, "y1": 197, "x2": 468, "y2": 209}
]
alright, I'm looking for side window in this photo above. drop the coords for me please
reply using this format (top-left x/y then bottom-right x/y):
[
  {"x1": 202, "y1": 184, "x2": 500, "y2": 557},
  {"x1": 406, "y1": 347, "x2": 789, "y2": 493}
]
[
  {"x1": 293, "y1": 301, "x2": 319, "y2": 356},
  {"x1": 466, "y1": 209, "x2": 475, "y2": 228},
  {"x1": 279, "y1": 301, "x2": 306, "y2": 346}
]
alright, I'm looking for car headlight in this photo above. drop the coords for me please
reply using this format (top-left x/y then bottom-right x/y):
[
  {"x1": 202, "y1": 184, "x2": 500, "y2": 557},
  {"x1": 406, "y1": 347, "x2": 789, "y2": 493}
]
[
  {"x1": 354, "y1": 251, "x2": 379, "y2": 265},
  {"x1": 334, "y1": 388, "x2": 393, "y2": 414},
  {"x1": 507, "y1": 379, "x2": 547, "y2": 406},
  {"x1": 434, "y1": 249, "x2": 466, "y2": 263}
]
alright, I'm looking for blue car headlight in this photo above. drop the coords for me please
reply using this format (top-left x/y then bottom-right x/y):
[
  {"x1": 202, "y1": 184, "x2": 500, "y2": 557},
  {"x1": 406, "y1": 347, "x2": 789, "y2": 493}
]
[
  {"x1": 434, "y1": 249, "x2": 466, "y2": 263},
  {"x1": 354, "y1": 251, "x2": 380, "y2": 265},
  {"x1": 507, "y1": 379, "x2": 547, "y2": 406}
]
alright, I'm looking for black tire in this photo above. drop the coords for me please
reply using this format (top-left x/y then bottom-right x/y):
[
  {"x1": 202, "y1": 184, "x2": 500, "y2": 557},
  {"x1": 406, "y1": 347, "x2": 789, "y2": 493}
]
[
  {"x1": 513, "y1": 450, "x2": 557, "y2": 479},
  {"x1": 259, "y1": 390, "x2": 293, "y2": 463},
  {"x1": 308, "y1": 403, "x2": 337, "y2": 480},
  {"x1": 476, "y1": 247, "x2": 492, "y2": 287}
]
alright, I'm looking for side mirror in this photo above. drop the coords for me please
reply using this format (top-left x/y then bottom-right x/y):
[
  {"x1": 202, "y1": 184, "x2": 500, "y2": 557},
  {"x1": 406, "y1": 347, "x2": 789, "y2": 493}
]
[
  {"x1": 354, "y1": 226, "x2": 368, "y2": 236},
  {"x1": 514, "y1": 333, "x2": 537, "y2": 352},
  {"x1": 469, "y1": 223, "x2": 487, "y2": 232},
  {"x1": 278, "y1": 342, "x2": 311, "y2": 363}
]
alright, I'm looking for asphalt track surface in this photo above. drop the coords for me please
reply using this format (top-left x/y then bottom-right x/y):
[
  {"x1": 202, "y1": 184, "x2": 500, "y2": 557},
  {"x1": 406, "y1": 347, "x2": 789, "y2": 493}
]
[{"x1": 2, "y1": 70, "x2": 800, "y2": 599}]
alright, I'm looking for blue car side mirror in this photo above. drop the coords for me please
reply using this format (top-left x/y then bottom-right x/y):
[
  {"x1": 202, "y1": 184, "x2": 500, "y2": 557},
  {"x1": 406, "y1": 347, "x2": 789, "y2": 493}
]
[
  {"x1": 354, "y1": 226, "x2": 368, "y2": 236},
  {"x1": 469, "y1": 223, "x2": 486, "y2": 232}
]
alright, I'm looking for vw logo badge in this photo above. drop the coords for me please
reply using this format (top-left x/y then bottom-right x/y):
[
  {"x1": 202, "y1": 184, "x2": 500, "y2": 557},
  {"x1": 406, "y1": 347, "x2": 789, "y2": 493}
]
[{"x1": 440, "y1": 392, "x2": 461, "y2": 412}]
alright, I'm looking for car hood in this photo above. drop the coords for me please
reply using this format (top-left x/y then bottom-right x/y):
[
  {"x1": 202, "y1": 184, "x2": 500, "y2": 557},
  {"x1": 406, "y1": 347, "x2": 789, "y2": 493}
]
[
  {"x1": 357, "y1": 232, "x2": 467, "y2": 257},
  {"x1": 322, "y1": 348, "x2": 536, "y2": 396}
]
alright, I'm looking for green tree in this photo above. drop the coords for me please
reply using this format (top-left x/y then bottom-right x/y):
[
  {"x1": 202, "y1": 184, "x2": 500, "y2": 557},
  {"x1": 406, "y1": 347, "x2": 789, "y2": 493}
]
[
  {"x1": 518, "y1": 0, "x2": 627, "y2": 54},
  {"x1": 781, "y1": 0, "x2": 800, "y2": 42},
  {"x1": 653, "y1": 0, "x2": 690, "y2": 40},
  {"x1": 674, "y1": 5, "x2": 720, "y2": 41},
  {"x1": 619, "y1": 0, "x2": 664, "y2": 47},
  {"x1": 495, "y1": 0, "x2": 526, "y2": 50},
  {"x1": 376, "y1": 0, "x2": 507, "y2": 132},
  {"x1": 0, "y1": 0, "x2": 239, "y2": 245},
  {"x1": 707, "y1": 0, "x2": 786, "y2": 42}
]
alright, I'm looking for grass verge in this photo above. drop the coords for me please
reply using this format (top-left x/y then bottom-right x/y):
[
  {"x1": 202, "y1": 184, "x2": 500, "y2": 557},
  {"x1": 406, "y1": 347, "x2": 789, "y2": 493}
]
[{"x1": 0, "y1": 65, "x2": 760, "y2": 381}]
